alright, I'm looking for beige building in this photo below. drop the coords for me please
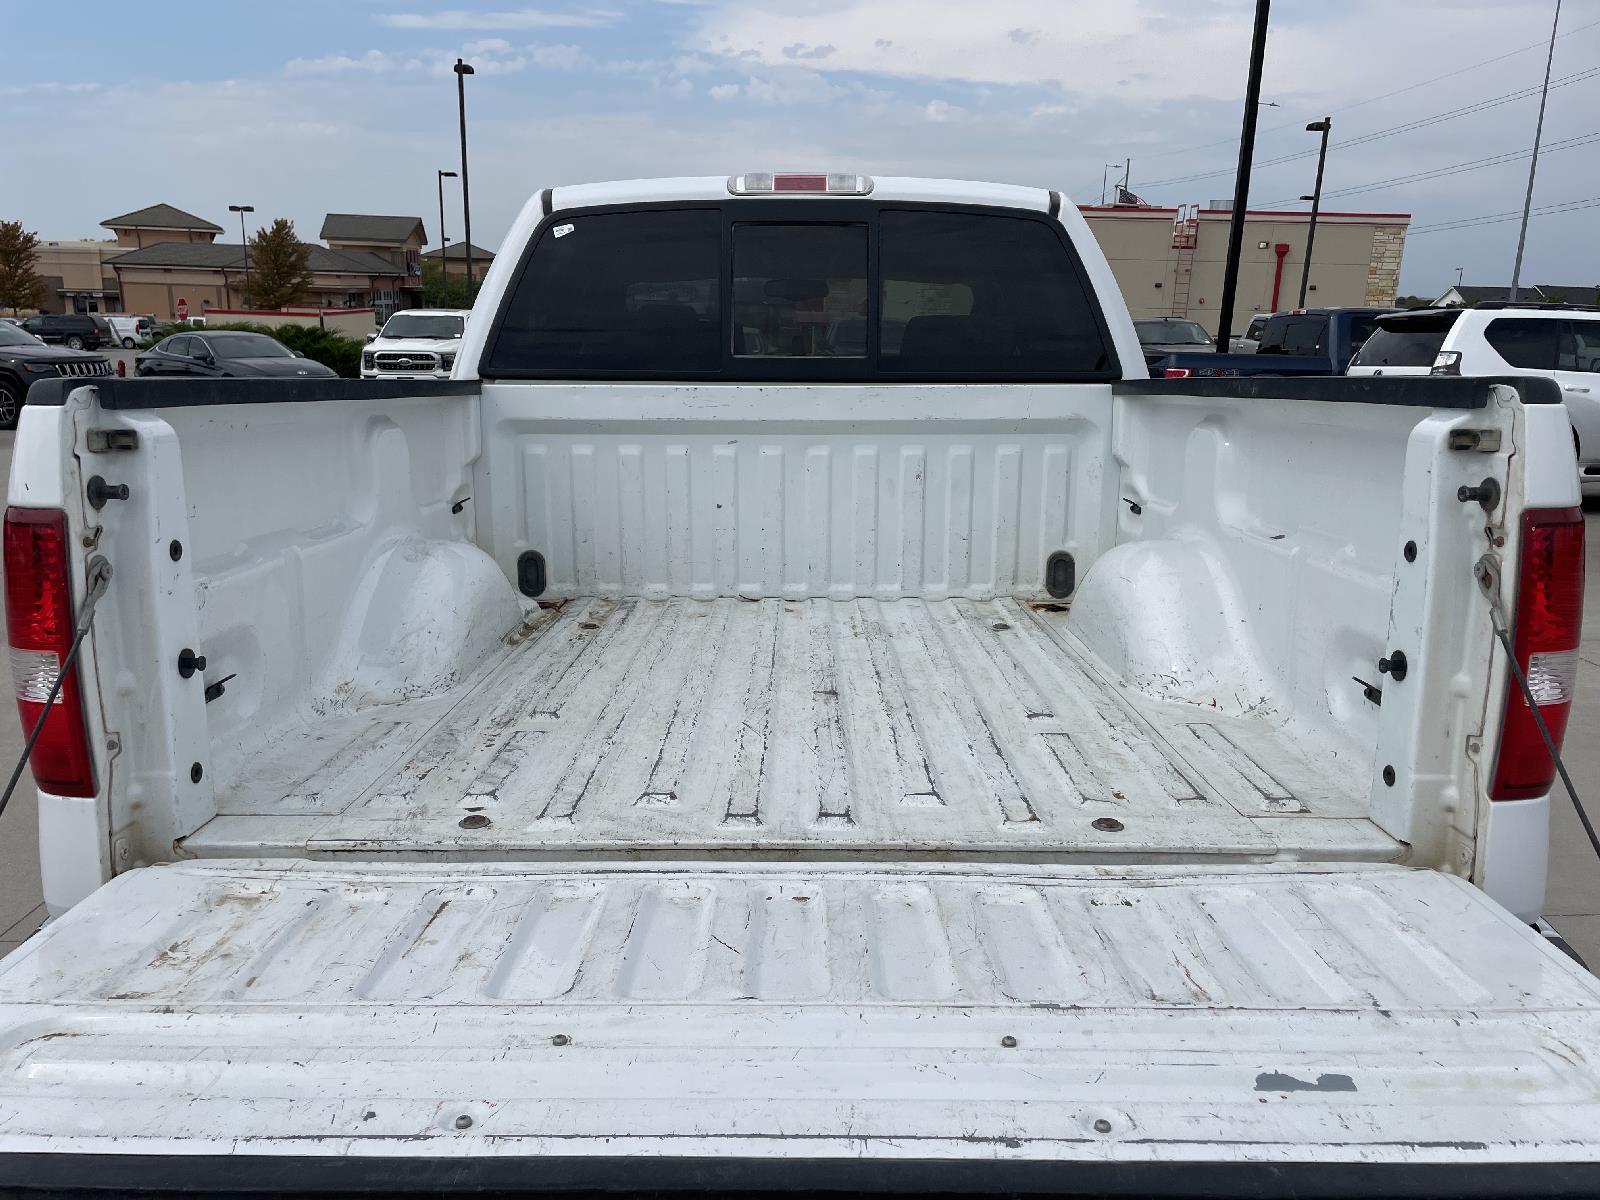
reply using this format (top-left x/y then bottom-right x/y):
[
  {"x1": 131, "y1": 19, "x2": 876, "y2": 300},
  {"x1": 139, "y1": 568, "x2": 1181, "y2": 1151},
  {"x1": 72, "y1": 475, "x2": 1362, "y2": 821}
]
[
  {"x1": 102, "y1": 203, "x2": 222, "y2": 249},
  {"x1": 321, "y1": 214, "x2": 426, "y2": 314},
  {"x1": 96, "y1": 206, "x2": 429, "y2": 322},
  {"x1": 422, "y1": 242, "x2": 496, "y2": 278},
  {"x1": 31, "y1": 240, "x2": 124, "y2": 314},
  {"x1": 1081, "y1": 204, "x2": 1410, "y2": 336}
]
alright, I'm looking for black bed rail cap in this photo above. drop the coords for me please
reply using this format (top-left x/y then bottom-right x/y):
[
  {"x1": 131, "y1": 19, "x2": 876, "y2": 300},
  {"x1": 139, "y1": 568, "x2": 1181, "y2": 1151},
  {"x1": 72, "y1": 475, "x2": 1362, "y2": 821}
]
[
  {"x1": 25, "y1": 376, "x2": 479, "y2": 411},
  {"x1": 1117, "y1": 374, "x2": 1560, "y2": 409}
]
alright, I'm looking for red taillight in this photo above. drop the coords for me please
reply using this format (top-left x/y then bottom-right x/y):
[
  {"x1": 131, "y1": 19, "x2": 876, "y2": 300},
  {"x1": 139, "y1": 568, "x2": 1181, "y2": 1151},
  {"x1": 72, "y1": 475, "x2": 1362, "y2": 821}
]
[
  {"x1": 3, "y1": 508, "x2": 94, "y2": 797},
  {"x1": 1491, "y1": 506, "x2": 1585, "y2": 801},
  {"x1": 1163, "y1": 367, "x2": 1193, "y2": 379}
]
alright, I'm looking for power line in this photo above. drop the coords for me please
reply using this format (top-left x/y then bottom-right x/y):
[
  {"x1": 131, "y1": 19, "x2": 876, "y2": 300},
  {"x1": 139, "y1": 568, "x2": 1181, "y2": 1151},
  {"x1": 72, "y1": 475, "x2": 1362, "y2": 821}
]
[
  {"x1": 1126, "y1": 15, "x2": 1600, "y2": 166},
  {"x1": 1255, "y1": 129, "x2": 1600, "y2": 207},
  {"x1": 1410, "y1": 192, "x2": 1600, "y2": 234},
  {"x1": 1139, "y1": 64, "x2": 1600, "y2": 192}
]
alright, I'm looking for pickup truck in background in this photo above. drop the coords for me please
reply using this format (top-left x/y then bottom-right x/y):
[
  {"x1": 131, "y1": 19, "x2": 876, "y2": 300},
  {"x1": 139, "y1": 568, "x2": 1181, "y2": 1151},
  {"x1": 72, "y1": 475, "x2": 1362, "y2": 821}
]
[
  {"x1": 2, "y1": 175, "x2": 1599, "y2": 1195},
  {"x1": 1158, "y1": 306, "x2": 1392, "y2": 378}
]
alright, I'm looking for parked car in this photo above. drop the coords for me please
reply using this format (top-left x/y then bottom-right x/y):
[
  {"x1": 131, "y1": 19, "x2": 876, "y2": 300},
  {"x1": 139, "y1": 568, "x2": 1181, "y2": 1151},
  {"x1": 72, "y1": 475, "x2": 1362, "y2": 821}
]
[
  {"x1": 0, "y1": 320, "x2": 111, "y2": 428},
  {"x1": 1132, "y1": 317, "x2": 1214, "y2": 370},
  {"x1": 1349, "y1": 303, "x2": 1600, "y2": 496},
  {"x1": 9, "y1": 175, "x2": 1600, "y2": 1189},
  {"x1": 1157, "y1": 307, "x2": 1392, "y2": 378},
  {"x1": 18, "y1": 312, "x2": 111, "y2": 350},
  {"x1": 136, "y1": 330, "x2": 338, "y2": 378},
  {"x1": 360, "y1": 307, "x2": 470, "y2": 379},
  {"x1": 1230, "y1": 312, "x2": 1269, "y2": 353},
  {"x1": 105, "y1": 315, "x2": 156, "y2": 349}
]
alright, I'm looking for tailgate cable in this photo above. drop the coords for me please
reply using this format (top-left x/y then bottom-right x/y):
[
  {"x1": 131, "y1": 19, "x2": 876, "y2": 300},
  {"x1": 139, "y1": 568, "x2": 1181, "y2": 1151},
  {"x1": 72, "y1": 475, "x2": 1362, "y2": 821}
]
[
  {"x1": 1487, "y1": 591, "x2": 1600, "y2": 862},
  {"x1": 0, "y1": 556, "x2": 112, "y2": 821}
]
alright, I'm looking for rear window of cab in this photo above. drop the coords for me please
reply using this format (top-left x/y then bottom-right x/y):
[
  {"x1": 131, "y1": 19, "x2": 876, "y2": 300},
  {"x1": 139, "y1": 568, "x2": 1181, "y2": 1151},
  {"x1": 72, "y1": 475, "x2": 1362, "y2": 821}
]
[{"x1": 481, "y1": 203, "x2": 1117, "y2": 381}]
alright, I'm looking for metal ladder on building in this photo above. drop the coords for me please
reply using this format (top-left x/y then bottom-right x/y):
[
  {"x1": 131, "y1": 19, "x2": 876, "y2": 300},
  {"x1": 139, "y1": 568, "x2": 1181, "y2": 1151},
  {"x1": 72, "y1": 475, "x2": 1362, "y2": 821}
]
[{"x1": 1169, "y1": 205, "x2": 1199, "y2": 317}]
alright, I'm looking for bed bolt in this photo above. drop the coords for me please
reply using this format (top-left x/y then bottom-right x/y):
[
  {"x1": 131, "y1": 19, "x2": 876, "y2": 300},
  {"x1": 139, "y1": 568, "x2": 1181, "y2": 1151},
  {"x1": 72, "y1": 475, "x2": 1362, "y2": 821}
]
[
  {"x1": 1382, "y1": 765, "x2": 1396, "y2": 787},
  {"x1": 1093, "y1": 1119, "x2": 1113, "y2": 1134},
  {"x1": 1092, "y1": 817, "x2": 1124, "y2": 833},
  {"x1": 1457, "y1": 478, "x2": 1500, "y2": 511},
  {"x1": 1403, "y1": 540, "x2": 1417, "y2": 563},
  {"x1": 169, "y1": 540, "x2": 183, "y2": 562},
  {"x1": 86, "y1": 475, "x2": 129, "y2": 510},
  {"x1": 551, "y1": 1033, "x2": 571, "y2": 1047},
  {"x1": 454, "y1": 1114, "x2": 474, "y2": 1130},
  {"x1": 190, "y1": 762, "x2": 203, "y2": 784},
  {"x1": 458, "y1": 813, "x2": 491, "y2": 830},
  {"x1": 1000, "y1": 1035, "x2": 1018, "y2": 1048}
]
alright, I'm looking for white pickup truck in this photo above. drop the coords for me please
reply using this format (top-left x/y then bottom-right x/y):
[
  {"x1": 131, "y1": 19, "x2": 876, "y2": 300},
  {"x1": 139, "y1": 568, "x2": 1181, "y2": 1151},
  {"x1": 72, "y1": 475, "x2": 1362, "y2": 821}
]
[{"x1": 3, "y1": 174, "x2": 1598, "y2": 1195}]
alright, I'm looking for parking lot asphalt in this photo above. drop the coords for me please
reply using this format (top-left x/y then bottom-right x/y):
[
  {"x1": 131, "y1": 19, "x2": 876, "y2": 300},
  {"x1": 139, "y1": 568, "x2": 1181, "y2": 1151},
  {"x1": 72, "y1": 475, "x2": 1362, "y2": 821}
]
[{"x1": 0, "y1": 429, "x2": 1595, "y2": 963}]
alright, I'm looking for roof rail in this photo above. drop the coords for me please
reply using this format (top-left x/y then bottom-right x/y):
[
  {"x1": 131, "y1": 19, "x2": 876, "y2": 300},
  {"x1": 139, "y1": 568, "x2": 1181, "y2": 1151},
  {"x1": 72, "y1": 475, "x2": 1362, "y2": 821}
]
[{"x1": 1475, "y1": 300, "x2": 1600, "y2": 312}]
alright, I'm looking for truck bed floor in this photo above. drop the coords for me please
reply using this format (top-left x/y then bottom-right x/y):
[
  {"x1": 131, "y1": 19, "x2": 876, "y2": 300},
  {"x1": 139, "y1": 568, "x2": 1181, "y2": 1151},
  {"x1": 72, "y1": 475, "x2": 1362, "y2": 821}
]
[{"x1": 184, "y1": 598, "x2": 1399, "y2": 861}]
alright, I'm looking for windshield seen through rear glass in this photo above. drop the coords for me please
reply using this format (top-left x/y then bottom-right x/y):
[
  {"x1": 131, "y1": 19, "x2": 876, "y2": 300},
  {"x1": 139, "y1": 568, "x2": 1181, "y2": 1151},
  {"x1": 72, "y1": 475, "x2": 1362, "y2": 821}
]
[
  {"x1": 382, "y1": 314, "x2": 464, "y2": 339},
  {"x1": 1349, "y1": 327, "x2": 1450, "y2": 368},
  {"x1": 207, "y1": 332, "x2": 293, "y2": 358},
  {"x1": 0, "y1": 325, "x2": 44, "y2": 348},
  {"x1": 1134, "y1": 319, "x2": 1211, "y2": 346}
]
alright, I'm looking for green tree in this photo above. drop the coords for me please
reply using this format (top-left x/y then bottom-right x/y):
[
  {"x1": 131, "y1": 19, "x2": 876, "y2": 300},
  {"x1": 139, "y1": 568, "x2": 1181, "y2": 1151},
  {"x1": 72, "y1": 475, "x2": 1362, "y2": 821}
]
[
  {"x1": 1393, "y1": 295, "x2": 1432, "y2": 310},
  {"x1": 420, "y1": 259, "x2": 476, "y2": 308},
  {"x1": 0, "y1": 221, "x2": 46, "y2": 314},
  {"x1": 246, "y1": 218, "x2": 313, "y2": 310}
]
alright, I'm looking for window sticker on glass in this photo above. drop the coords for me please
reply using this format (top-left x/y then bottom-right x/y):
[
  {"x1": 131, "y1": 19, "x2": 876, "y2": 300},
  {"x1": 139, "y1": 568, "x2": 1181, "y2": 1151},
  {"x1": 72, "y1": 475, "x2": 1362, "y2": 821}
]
[{"x1": 553, "y1": 223, "x2": 575, "y2": 239}]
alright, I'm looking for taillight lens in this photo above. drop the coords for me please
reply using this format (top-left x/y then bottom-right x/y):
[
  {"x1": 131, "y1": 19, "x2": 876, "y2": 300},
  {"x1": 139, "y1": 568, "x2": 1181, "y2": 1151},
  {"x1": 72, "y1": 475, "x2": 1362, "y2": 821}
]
[
  {"x1": 3, "y1": 508, "x2": 95, "y2": 797},
  {"x1": 1163, "y1": 367, "x2": 1193, "y2": 379},
  {"x1": 1491, "y1": 506, "x2": 1585, "y2": 800}
]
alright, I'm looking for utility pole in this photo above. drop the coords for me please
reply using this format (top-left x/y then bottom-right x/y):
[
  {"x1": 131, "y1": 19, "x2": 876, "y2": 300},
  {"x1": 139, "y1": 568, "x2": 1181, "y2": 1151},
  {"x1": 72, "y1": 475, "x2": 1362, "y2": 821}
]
[
  {"x1": 1297, "y1": 117, "x2": 1331, "y2": 308},
  {"x1": 1510, "y1": 0, "x2": 1561, "y2": 302},
  {"x1": 1216, "y1": 0, "x2": 1272, "y2": 354},
  {"x1": 454, "y1": 58, "x2": 476, "y2": 295}
]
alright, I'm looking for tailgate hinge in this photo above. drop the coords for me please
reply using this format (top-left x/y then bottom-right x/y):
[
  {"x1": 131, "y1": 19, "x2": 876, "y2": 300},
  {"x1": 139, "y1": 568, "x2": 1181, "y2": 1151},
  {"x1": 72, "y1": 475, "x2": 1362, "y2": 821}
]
[
  {"x1": 1448, "y1": 428, "x2": 1502, "y2": 453},
  {"x1": 86, "y1": 428, "x2": 139, "y2": 453}
]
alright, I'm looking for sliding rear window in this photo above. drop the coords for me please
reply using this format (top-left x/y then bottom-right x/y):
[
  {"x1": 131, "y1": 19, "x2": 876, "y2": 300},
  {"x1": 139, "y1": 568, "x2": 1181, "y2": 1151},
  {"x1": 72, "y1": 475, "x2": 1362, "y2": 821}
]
[
  {"x1": 481, "y1": 202, "x2": 1115, "y2": 381},
  {"x1": 485, "y1": 208, "x2": 722, "y2": 375}
]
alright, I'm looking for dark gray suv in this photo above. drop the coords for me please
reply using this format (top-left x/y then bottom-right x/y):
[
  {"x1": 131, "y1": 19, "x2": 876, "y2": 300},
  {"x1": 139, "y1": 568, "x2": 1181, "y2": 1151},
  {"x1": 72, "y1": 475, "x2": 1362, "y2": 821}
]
[{"x1": 19, "y1": 313, "x2": 112, "y2": 350}]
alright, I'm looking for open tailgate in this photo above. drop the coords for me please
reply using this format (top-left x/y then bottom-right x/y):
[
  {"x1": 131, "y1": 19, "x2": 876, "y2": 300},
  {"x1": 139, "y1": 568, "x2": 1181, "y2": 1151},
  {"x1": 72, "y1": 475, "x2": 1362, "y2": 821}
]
[{"x1": 0, "y1": 859, "x2": 1599, "y2": 1196}]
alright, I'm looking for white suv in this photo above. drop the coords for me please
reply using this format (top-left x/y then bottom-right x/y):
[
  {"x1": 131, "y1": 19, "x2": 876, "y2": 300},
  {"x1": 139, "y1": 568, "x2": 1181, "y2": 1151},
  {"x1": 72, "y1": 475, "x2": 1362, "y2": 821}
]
[
  {"x1": 360, "y1": 308, "x2": 470, "y2": 380},
  {"x1": 1349, "y1": 304, "x2": 1600, "y2": 495}
]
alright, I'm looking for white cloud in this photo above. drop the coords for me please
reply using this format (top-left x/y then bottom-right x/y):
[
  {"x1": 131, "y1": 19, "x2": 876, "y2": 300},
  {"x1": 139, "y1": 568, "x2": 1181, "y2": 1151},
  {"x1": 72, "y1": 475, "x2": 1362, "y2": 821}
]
[
  {"x1": 381, "y1": 8, "x2": 619, "y2": 30},
  {"x1": 286, "y1": 50, "x2": 398, "y2": 76},
  {"x1": 0, "y1": 81, "x2": 102, "y2": 97},
  {"x1": 529, "y1": 44, "x2": 590, "y2": 70},
  {"x1": 708, "y1": 82, "x2": 740, "y2": 101},
  {"x1": 740, "y1": 68, "x2": 839, "y2": 105}
]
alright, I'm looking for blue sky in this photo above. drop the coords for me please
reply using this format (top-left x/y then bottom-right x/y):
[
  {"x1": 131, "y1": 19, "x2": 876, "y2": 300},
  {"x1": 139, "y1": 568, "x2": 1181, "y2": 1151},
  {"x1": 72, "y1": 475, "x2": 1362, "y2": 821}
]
[{"x1": 4, "y1": 0, "x2": 1595, "y2": 295}]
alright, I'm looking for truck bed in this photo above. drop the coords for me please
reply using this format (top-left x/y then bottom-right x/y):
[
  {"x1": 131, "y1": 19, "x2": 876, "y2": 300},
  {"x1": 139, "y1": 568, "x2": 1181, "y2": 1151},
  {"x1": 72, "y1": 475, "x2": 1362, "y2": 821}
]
[{"x1": 183, "y1": 597, "x2": 1399, "y2": 862}]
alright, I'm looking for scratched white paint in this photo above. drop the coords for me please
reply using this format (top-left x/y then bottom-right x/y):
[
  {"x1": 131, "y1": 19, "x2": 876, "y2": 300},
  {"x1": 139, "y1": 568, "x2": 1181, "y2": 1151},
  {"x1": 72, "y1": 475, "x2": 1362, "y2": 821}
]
[{"x1": 0, "y1": 859, "x2": 1595, "y2": 1161}]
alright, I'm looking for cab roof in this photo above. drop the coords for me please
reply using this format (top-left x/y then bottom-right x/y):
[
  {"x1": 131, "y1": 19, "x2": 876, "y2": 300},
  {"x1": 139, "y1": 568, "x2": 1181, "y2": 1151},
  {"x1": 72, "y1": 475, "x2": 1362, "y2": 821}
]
[{"x1": 550, "y1": 176, "x2": 1055, "y2": 213}]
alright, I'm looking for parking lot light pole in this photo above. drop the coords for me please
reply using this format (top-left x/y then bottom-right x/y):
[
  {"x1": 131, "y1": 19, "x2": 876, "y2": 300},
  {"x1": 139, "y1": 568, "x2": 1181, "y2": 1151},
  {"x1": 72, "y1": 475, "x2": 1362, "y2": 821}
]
[
  {"x1": 1215, "y1": 0, "x2": 1271, "y2": 356},
  {"x1": 437, "y1": 169, "x2": 457, "y2": 284},
  {"x1": 1297, "y1": 118, "x2": 1331, "y2": 309},
  {"x1": 453, "y1": 59, "x2": 476, "y2": 295},
  {"x1": 228, "y1": 204, "x2": 255, "y2": 308}
]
